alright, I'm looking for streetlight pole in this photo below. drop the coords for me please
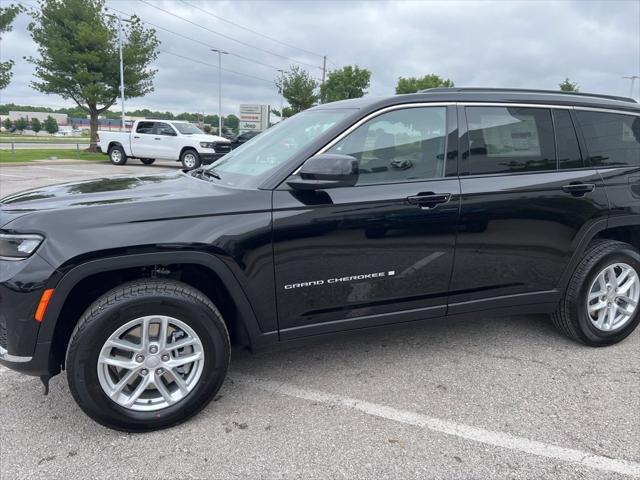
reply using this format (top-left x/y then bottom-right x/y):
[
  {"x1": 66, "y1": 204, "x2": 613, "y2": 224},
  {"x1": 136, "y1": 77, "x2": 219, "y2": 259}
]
[
  {"x1": 107, "y1": 12, "x2": 131, "y2": 131},
  {"x1": 277, "y1": 69, "x2": 285, "y2": 121},
  {"x1": 622, "y1": 75, "x2": 640, "y2": 100},
  {"x1": 211, "y1": 49, "x2": 228, "y2": 136}
]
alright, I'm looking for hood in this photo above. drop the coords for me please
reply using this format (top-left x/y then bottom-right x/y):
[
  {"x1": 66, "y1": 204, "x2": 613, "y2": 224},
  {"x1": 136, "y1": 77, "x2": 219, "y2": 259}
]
[
  {"x1": 186, "y1": 133, "x2": 229, "y2": 143},
  {"x1": 0, "y1": 171, "x2": 268, "y2": 229}
]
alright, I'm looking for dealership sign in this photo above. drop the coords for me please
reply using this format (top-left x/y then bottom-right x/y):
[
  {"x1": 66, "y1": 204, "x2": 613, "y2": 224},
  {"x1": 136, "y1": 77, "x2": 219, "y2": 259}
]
[{"x1": 239, "y1": 104, "x2": 269, "y2": 132}]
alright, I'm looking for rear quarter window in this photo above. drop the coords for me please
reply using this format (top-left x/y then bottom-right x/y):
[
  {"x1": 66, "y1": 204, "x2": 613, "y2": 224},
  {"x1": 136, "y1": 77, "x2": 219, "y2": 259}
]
[{"x1": 575, "y1": 111, "x2": 640, "y2": 167}]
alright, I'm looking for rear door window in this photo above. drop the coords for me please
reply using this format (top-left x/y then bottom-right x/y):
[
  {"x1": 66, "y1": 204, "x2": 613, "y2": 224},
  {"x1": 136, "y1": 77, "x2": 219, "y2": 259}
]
[
  {"x1": 575, "y1": 111, "x2": 640, "y2": 167},
  {"x1": 554, "y1": 109, "x2": 583, "y2": 169},
  {"x1": 465, "y1": 107, "x2": 556, "y2": 175},
  {"x1": 136, "y1": 121, "x2": 155, "y2": 134},
  {"x1": 155, "y1": 122, "x2": 176, "y2": 136}
]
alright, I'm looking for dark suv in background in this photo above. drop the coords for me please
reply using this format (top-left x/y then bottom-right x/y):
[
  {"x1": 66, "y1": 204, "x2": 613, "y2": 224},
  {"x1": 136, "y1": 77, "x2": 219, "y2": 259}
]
[{"x1": 1, "y1": 88, "x2": 639, "y2": 431}]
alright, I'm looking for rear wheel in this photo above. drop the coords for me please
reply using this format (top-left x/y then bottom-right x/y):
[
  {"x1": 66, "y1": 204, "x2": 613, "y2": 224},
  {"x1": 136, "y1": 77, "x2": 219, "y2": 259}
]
[
  {"x1": 140, "y1": 158, "x2": 155, "y2": 165},
  {"x1": 108, "y1": 145, "x2": 127, "y2": 165},
  {"x1": 66, "y1": 279, "x2": 230, "y2": 431},
  {"x1": 180, "y1": 149, "x2": 201, "y2": 170},
  {"x1": 552, "y1": 239, "x2": 640, "y2": 346}
]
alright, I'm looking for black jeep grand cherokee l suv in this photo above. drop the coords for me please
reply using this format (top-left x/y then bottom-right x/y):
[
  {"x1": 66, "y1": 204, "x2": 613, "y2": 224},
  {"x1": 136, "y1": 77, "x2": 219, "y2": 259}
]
[{"x1": 1, "y1": 88, "x2": 639, "y2": 431}]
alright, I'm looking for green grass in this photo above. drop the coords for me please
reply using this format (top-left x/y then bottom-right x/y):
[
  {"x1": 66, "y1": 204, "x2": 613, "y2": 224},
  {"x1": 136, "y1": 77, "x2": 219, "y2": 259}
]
[{"x1": 0, "y1": 148, "x2": 106, "y2": 163}]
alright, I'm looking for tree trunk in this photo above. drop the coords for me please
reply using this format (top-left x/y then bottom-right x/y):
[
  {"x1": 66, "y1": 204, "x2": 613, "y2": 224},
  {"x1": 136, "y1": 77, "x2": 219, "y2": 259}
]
[{"x1": 88, "y1": 107, "x2": 99, "y2": 152}]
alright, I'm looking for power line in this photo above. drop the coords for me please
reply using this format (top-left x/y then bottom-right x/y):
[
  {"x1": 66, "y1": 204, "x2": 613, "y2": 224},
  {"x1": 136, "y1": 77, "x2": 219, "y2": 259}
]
[
  {"x1": 178, "y1": 0, "x2": 324, "y2": 59},
  {"x1": 138, "y1": 0, "x2": 323, "y2": 71},
  {"x1": 108, "y1": 5, "x2": 288, "y2": 73}
]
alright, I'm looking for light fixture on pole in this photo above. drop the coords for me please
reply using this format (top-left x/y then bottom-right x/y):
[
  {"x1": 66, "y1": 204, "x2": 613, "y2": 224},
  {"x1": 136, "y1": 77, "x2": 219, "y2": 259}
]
[
  {"x1": 106, "y1": 12, "x2": 132, "y2": 132},
  {"x1": 622, "y1": 75, "x2": 640, "y2": 100},
  {"x1": 211, "y1": 48, "x2": 229, "y2": 136}
]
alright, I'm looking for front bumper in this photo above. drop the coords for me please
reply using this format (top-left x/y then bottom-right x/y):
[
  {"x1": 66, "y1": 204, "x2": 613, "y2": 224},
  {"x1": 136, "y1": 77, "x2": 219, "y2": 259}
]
[
  {"x1": 0, "y1": 253, "x2": 58, "y2": 376},
  {"x1": 200, "y1": 152, "x2": 229, "y2": 164}
]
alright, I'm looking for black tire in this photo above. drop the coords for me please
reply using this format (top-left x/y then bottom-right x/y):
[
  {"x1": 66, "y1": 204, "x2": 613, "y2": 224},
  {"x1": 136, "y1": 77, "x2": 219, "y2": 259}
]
[
  {"x1": 140, "y1": 158, "x2": 155, "y2": 165},
  {"x1": 66, "y1": 279, "x2": 230, "y2": 432},
  {"x1": 552, "y1": 239, "x2": 640, "y2": 346},
  {"x1": 180, "y1": 149, "x2": 201, "y2": 170},
  {"x1": 108, "y1": 145, "x2": 127, "y2": 165}
]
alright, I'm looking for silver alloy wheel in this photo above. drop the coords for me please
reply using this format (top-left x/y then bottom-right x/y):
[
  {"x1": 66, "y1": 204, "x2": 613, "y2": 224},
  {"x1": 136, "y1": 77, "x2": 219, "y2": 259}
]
[
  {"x1": 183, "y1": 152, "x2": 197, "y2": 169},
  {"x1": 110, "y1": 149, "x2": 122, "y2": 163},
  {"x1": 97, "y1": 315, "x2": 205, "y2": 411},
  {"x1": 587, "y1": 262, "x2": 639, "y2": 332}
]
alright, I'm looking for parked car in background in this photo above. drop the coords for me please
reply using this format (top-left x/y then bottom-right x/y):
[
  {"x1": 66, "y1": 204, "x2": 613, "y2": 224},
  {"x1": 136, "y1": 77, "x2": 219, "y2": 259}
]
[
  {"x1": 97, "y1": 120, "x2": 232, "y2": 169},
  {"x1": 230, "y1": 130, "x2": 261, "y2": 149}
]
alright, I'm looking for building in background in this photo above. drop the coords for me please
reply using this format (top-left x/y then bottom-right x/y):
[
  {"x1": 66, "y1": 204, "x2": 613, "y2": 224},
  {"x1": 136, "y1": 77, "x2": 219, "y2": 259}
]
[{"x1": 9, "y1": 111, "x2": 68, "y2": 125}]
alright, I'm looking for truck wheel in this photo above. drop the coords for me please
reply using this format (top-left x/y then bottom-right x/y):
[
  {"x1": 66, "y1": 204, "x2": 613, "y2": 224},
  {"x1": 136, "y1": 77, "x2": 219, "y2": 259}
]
[
  {"x1": 140, "y1": 158, "x2": 155, "y2": 165},
  {"x1": 180, "y1": 149, "x2": 201, "y2": 170},
  {"x1": 108, "y1": 145, "x2": 127, "y2": 165},
  {"x1": 552, "y1": 239, "x2": 640, "y2": 346},
  {"x1": 66, "y1": 279, "x2": 230, "y2": 432}
]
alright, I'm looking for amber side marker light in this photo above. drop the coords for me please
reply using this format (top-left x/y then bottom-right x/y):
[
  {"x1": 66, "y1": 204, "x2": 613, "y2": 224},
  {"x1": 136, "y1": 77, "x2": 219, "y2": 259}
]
[{"x1": 35, "y1": 289, "x2": 54, "y2": 322}]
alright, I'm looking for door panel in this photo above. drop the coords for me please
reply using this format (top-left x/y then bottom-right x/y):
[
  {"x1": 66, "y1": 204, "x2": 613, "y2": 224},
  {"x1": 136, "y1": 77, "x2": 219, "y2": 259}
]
[
  {"x1": 154, "y1": 122, "x2": 179, "y2": 159},
  {"x1": 273, "y1": 179, "x2": 460, "y2": 337},
  {"x1": 131, "y1": 121, "x2": 159, "y2": 158}
]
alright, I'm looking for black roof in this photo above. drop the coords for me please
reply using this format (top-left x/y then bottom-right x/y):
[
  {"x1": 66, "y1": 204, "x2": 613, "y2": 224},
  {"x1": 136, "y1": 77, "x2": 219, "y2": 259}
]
[{"x1": 314, "y1": 88, "x2": 640, "y2": 114}]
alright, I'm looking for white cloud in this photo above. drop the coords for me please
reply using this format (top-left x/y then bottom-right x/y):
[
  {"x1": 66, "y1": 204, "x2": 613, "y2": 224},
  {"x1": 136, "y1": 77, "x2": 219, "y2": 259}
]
[{"x1": 1, "y1": 0, "x2": 638, "y2": 116}]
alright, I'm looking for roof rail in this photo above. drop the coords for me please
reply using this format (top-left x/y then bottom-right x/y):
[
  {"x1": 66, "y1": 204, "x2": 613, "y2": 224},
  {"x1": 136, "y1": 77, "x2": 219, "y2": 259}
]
[{"x1": 418, "y1": 87, "x2": 637, "y2": 103}]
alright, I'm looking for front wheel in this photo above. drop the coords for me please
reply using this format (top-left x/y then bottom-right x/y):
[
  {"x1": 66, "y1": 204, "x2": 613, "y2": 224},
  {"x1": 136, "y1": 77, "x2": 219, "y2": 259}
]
[
  {"x1": 552, "y1": 239, "x2": 640, "y2": 346},
  {"x1": 108, "y1": 145, "x2": 127, "y2": 165},
  {"x1": 66, "y1": 279, "x2": 230, "y2": 431},
  {"x1": 180, "y1": 149, "x2": 201, "y2": 170},
  {"x1": 140, "y1": 158, "x2": 155, "y2": 165}
]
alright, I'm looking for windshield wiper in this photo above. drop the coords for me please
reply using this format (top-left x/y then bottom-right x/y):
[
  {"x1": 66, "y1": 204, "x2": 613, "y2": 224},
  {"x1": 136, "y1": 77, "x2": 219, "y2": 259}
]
[{"x1": 191, "y1": 167, "x2": 221, "y2": 180}]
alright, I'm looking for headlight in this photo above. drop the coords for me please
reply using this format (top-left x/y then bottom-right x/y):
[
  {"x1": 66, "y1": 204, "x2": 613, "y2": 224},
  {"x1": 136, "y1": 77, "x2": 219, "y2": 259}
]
[
  {"x1": 0, "y1": 233, "x2": 44, "y2": 260},
  {"x1": 200, "y1": 142, "x2": 216, "y2": 149}
]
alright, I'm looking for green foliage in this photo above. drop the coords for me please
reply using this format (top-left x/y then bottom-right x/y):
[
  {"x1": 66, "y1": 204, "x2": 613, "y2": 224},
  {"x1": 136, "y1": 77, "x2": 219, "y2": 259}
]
[
  {"x1": 320, "y1": 65, "x2": 371, "y2": 103},
  {"x1": 2, "y1": 118, "x2": 12, "y2": 130},
  {"x1": 0, "y1": 3, "x2": 23, "y2": 89},
  {"x1": 44, "y1": 115, "x2": 58, "y2": 134},
  {"x1": 395, "y1": 74, "x2": 454, "y2": 94},
  {"x1": 203, "y1": 125, "x2": 212, "y2": 134},
  {"x1": 27, "y1": 0, "x2": 160, "y2": 148},
  {"x1": 14, "y1": 117, "x2": 27, "y2": 132},
  {"x1": 224, "y1": 114, "x2": 239, "y2": 131},
  {"x1": 276, "y1": 66, "x2": 318, "y2": 116},
  {"x1": 559, "y1": 78, "x2": 579, "y2": 92},
  {"x1": 31, "y1": 117, "x2": 42, "y2": 133}
]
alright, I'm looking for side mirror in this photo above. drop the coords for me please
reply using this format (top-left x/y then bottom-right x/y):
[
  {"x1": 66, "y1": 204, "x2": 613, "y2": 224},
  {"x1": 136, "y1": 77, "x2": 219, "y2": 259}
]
[{"x1": 287, "y1": 154, "x2": 359, "y2": 190}]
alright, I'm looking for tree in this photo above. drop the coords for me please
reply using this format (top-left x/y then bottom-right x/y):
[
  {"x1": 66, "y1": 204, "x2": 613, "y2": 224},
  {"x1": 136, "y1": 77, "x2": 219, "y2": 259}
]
[
  {"x1": 2, "y1": 118, "x2": 12, "y2": 131},
  {"x1": 275, "y1": 66, "x2": 318, "y2": 116},
  {"x1": 31, "y1": 117, "x2": 42, "y2": 134},
  {"x1": 395, "y1": 74, "x2": 454, "y2": 94},
  {"x1": 14, "y1": 117, "x2": 27, "y2": 133},
  {"x1": 559, "y1": 78, "x2": 579, "y2": 92},
  {"x1": 0, "y1": 4, "x2": 23, "y2": 89},
  {"x1": 224, "y1": 114, "x2": 239, "y2": 132},
  {"x1": 320, "y1": 65, "x2": 371, "y2": 103},
  {"x1": 27, "y1": 0, "x2": 160, "y2": 150},
  {"x1": 44, "y1": 115, "x2": 58, "y2": 134}
]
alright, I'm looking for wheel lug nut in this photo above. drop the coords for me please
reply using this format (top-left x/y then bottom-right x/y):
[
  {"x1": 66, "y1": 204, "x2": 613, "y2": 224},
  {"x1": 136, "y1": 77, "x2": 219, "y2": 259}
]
[
  {"x1": 161, "y1": 354, "x2": 170, "y2": 362},
  {"x1": 149, "y1": 345, "x2": 158, "y2": 354},
  {"x1": 136, "y1": 355, "x2": 144, "y2": 363},
  {"x1": 140, "y1": 368, "x2": 148, "y2": 376},
  {"x1": 156, "y1": 368, "x2": 164, "y2": 375}
]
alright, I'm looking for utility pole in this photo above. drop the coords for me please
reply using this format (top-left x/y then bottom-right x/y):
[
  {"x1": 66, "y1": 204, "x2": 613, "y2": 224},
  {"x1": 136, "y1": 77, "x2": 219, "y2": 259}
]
[
  {"x1": 277, "y1": 69, "x2": 285, "y2": 120},
  {"x1": 106, "y1": 12, "x2": 132, "y2": 131},
  {"x1": 321, "y1": 55, "x2": 327, "y2": 103},
  {"x1": 622, "y1": 75, "x2": 640, "y2": 100},
  {"x1": 211, "y1": 48, "x2": 228, "y2": 136}
]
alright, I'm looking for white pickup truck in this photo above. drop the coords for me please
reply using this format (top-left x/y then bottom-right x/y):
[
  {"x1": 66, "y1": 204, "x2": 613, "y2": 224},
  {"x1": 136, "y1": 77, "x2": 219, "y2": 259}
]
[{"x1": 97, "y1": 119, "x2": 232, "y2": 169}]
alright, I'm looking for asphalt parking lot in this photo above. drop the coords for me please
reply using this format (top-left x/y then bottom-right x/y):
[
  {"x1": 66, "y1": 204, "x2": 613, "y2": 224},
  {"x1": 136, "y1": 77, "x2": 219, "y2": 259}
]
[{"x1": 0, "y1": 161, "x2": 639, "y2": 480}]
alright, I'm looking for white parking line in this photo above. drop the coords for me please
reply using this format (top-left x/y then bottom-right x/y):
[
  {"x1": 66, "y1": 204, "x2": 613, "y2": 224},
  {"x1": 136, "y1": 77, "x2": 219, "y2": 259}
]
[
  {"x1": 28, "y1": 166, "x2": 98, "y2": 174},
  {"x1": 0, "y1": 172, "x2": 30, "y2": 178},
  {"x1": 237, "y1": 375, "x2": 640, "y2": 478}
]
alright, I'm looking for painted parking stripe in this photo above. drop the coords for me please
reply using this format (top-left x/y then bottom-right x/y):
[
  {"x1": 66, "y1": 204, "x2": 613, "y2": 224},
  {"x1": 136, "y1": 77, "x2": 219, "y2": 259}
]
[
  {"x1": 0, "y1": 172, "x2": 31, "y2": 178},
  {"x1": 28, "y1": 166, "x2": 98, "y2": 174},
  {"x1": 236, "y1": 375, "x2": 640, "y2": 478}
]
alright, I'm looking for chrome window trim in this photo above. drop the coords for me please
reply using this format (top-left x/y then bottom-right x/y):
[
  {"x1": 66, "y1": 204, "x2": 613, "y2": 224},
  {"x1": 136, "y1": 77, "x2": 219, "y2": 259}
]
[
  {"x1": 458, "y1": 102, "x2": 572, "y2": 109},
  {"x1": 573, "y1": 106, "x2": 640, "y2": 117}
]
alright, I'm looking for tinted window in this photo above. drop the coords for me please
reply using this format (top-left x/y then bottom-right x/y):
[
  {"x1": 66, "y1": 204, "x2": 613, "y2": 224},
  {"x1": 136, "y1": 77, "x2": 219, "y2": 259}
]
[
  {"x1": 466, "y1": 107, "x2": 556, "y2": 175},
  {"x1": 136, "y1": 121, "x2": 154, "y2": 134},
  {"x1": 156, "y1": 122, "x2": 176, "y2": 136},
  {"x1": 327, "y1": 107, "x2": 447, "y2": 185},
  {"x1": 554, "y1": 109, "x2": 583, "y2": 169},
  {"x1": 575, "y1": 111, "x2": 640, "y2": 167}
]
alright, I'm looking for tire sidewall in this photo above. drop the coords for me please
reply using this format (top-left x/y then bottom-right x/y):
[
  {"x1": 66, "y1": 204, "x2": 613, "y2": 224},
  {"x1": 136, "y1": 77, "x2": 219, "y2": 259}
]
[
  {"x1": 67, "y1": 292, "x2": 229, "y2": 431},
  {"x1": 574, "y1": 246, "x2": 640, "y2": 345},
  {"x1": 109, "y1": 146, "x2": 127, "y2": 165},
  {"x1": 181, "y1": 149, "x2": 201, "y2": 170}
]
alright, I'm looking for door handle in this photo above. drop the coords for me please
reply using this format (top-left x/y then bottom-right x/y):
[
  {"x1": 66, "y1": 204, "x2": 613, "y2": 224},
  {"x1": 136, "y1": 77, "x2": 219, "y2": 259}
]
[
  {"x1": 562, "y1": 183, "x2": 595, "y2": 196},
  {"x1": 133, "y1": 136, "x2": 140, "y2": 139},
  {"x1": 407, "y1": 193, "x2": 451, "y2": 209},
  {"x1": 154, "y1": 137, "x2": 161, "y2": 140}
]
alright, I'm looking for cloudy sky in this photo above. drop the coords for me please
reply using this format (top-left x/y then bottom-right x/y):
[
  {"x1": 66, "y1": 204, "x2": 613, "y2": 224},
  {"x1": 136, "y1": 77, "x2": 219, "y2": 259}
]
[{"x1": 1, "y1": 0, "x2": 639, "y2": 117}]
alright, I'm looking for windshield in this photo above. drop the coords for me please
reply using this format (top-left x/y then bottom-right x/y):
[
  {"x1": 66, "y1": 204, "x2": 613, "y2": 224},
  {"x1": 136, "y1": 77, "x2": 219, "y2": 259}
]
[
  {"x1": 207, "y1": 109, "x2": 355, "y2": 188},
  {"x1": 173, "y1": 122, "x2": 204, "y2": 135}
]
